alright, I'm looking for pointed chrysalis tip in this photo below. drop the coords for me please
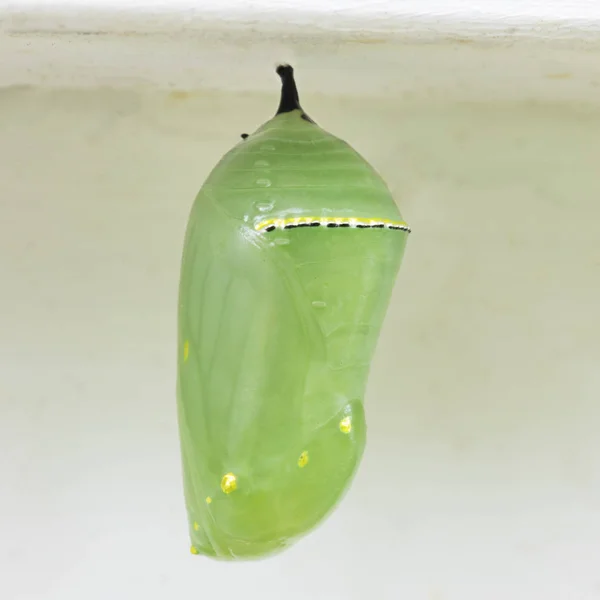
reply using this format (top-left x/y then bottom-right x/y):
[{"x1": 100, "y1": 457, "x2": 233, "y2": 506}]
[
  {"x1": 274, "y1": 63, "x2": 315, "y2": 123},
  {"x1": 276, "y1": 64, "x2": 293, "y2": 79},
  {"x1": 275, "y1": 63, "x2": 301, "y2": 116}
]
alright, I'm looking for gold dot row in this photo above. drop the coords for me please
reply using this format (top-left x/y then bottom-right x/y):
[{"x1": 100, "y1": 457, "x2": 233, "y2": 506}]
[
  {"x1": 185, "y1": 338, "x2": 353, "y2": 555},
  {"x1": 189, "y1": 413, "x2": 352, "y2": 555},
  {"x1": 202, "y1": 414, "x2": 351, "y2": 498}
]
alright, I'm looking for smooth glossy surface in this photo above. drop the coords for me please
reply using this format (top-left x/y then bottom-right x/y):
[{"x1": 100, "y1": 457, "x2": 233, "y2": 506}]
[{"x1": 176, "y1": 73, "x2": 409, "y2": 559}]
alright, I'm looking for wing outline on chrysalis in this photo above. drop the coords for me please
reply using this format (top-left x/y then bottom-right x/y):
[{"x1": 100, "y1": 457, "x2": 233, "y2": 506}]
[{"x1": 177, "y1": 63, "x2": 411, "y2": 561}]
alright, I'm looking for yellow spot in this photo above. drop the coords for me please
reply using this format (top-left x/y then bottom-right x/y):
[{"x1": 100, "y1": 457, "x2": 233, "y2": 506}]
[
  {"x1": 339, "y1": 416, "x2": 352, "y2": 434},
  {"x1": 298, "y1": 451, "x2": 309, "y2": 468},
  {"x1": 220, "y1": 473, "x2": 237, "y2": 494},
  {"x1": 205, "y1": 496, "x2": 212, "y2": 504},
  {"x1": 183, "y1": 340, "x2": 189, "y2": 362},
  {"x1": 193, "y1": 521, "x2": 199, "y2": 531},
  {"x1": 190, "y1": 545, "x2": 199, "y2": 555}
]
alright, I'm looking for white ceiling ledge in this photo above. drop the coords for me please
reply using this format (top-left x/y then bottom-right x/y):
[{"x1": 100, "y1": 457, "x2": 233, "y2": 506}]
[
  {"x1": 2, "y1": 0, "x2": 600, "y2": 100},
  {"x1": 4, "y1": 0, "x2": 600, "y2": 35}
]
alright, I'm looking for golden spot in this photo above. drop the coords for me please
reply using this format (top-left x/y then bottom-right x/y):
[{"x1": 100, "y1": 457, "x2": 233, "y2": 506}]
[
  {"x1": 193, "y1": 521, "x2": 199, "y2": 531},
  {"x1": 220, "y1": 473, "x2": 237, "y2": 494},
  {"x1": 297, "y1": 451, "x2": 309, "y2": 468},
  {"x1": 190, "y1": 545, "x2": 199, "y2": 555},
  {"x1": 546, "y1": 72, "x2": 572, "y2": 80},
  {"x1": 183, "y1": 340, "x2": 189, "y2": 362},
  {"x1": 339, "y1": 416, "x2": 352, "y2": 434},
  {"x1": 205, "y1": 496, "x2": 212, "y2": 504}
]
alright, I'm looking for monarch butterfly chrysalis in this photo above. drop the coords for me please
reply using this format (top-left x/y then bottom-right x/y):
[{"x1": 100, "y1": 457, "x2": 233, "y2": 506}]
[{"x1": 177, "y1": 64, "x2": 411, "y2": 560}]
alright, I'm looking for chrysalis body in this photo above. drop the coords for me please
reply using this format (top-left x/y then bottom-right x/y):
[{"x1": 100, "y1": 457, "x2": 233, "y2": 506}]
[{"x1": 177, "y1": 66, "x2": 410, "y2": 560}]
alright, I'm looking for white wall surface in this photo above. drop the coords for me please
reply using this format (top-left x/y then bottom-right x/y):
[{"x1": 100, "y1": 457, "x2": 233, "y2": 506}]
[
  {"x1": 2, "y1": 83, "x2": 600, "y2": 600},
  {"x1": 1, "y1": 4, "x2": 600, "y2": 600}
]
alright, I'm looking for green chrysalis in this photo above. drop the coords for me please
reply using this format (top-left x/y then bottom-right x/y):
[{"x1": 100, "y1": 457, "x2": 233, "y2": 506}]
[{"x1": 176, "y1": 65, "x2": 411, "y2": 560}]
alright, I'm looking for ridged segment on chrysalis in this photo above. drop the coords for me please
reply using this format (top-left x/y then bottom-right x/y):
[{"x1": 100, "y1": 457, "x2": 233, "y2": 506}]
[{"x1": 177, "y1": 64, "x2": 410, "y2": 560}]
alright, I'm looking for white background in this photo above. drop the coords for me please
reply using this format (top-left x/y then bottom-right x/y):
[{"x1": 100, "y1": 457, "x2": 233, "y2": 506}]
[{"x1": 1, "y1": 3, "x2": 600, "y2": 600}]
